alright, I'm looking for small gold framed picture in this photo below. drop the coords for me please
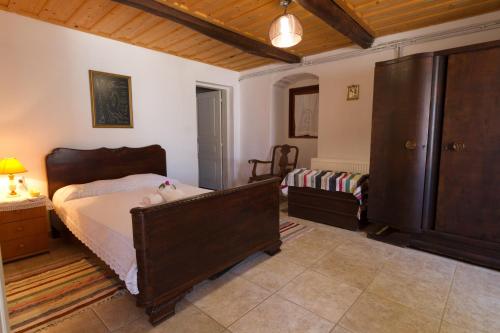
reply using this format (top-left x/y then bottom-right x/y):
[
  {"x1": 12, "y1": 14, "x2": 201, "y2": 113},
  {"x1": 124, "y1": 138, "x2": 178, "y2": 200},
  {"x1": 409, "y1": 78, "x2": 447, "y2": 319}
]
[{"x1": 347, "y1": 84, "x2": 360, "y2": 101}]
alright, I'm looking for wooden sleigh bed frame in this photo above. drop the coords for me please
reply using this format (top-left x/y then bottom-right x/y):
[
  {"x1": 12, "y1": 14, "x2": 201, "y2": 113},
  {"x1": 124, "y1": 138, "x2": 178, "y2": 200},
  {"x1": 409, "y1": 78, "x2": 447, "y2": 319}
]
[{"x1": 45, "y1": 145, "x2": 281, "y2": 325}]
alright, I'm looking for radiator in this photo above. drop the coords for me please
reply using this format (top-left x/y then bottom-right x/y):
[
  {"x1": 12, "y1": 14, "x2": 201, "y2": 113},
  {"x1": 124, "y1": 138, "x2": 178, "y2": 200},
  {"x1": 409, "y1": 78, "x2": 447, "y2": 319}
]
[{"x1": 311, "y1": 158, "x2": 370, "y2": 174}]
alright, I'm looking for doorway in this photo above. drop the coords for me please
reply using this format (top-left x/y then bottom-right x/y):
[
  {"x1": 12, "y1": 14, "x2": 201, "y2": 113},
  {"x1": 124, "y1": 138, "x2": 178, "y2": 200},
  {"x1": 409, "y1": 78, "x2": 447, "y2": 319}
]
[{"x1": 196, "y1": 84, "x2": 231, "y2": 190}]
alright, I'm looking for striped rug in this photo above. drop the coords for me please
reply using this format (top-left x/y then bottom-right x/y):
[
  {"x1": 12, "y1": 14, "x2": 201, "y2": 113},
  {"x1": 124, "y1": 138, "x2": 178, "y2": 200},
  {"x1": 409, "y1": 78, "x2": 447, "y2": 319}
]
[
  {"x1": 6, "y1": 257, "x2": 124, "y2": 333},
  {"x1": 280, "y1": 220, "x2": 313, "y2": 242}
]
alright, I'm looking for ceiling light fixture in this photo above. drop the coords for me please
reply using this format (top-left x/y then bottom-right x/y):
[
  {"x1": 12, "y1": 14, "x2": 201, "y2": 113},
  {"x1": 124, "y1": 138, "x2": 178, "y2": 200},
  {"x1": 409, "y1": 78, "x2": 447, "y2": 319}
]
[{"x1": 269, "y1": 0, "x2": 303, "y2": 48}]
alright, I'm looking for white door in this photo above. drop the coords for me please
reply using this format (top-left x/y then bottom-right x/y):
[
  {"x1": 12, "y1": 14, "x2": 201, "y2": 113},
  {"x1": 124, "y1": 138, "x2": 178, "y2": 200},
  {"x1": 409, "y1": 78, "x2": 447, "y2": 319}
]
[{"x1": 197, "y1": 90, "x2": 223, "y2": 190}]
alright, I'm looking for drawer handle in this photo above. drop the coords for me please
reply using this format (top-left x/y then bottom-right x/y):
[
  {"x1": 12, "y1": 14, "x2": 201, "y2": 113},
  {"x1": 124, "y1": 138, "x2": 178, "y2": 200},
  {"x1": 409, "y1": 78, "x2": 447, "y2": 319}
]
[
  {"x1": 404, "y1": 140, "x2": 417, "y2": 150},
  {"x1": 18, "y1": 244, "x2": 25, "y2": 248},
  {"x1": 16, "y1": 227, "x2": 24, "y2": 232}
]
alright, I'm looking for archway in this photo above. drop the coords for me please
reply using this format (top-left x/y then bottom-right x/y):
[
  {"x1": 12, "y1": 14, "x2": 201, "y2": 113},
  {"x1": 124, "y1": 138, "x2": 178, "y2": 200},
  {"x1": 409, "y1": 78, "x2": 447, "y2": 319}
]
[{"x1": 272, "y1": 73, "x2": 319, "y2": 169}]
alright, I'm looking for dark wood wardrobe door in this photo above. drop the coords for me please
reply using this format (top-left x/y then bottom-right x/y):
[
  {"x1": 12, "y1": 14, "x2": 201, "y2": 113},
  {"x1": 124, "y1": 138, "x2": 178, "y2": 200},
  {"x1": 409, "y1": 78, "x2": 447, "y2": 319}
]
[
  {"x1": 435, "y1": 46, "x2": 500, "y2": 242},
  {"x1": 368, "y1": 54, "x2": 434, "y2": 232}
]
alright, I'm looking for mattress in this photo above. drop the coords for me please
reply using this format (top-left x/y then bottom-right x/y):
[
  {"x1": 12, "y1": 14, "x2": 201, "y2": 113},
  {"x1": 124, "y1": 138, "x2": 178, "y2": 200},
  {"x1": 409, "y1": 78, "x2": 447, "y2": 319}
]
[{"x1": 53, "y1": 182, "x2": 211, "y2": 294}]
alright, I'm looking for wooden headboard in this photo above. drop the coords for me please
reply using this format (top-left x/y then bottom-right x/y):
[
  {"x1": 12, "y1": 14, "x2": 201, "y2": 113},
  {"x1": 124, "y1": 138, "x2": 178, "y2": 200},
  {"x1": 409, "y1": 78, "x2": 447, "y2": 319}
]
[{"x1": 46, "y1": 145, "x2": 166, "y2": 199}]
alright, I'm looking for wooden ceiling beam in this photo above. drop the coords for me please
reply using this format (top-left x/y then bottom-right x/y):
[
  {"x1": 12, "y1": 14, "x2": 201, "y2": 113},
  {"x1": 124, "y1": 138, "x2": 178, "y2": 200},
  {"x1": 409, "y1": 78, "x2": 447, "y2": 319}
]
[
  {"x1": 296, "y1": 0, "x2": 374, "y2": 49},
  {"x1": 112, "y1": 0, "x2": 301, "y2": 63}
]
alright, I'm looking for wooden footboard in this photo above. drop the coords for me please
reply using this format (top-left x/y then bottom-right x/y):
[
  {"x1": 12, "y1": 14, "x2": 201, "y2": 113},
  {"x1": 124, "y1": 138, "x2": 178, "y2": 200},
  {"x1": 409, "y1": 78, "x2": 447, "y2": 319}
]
[{"x1": 130, "y1": 178, "x2": 281, "y2": 325}]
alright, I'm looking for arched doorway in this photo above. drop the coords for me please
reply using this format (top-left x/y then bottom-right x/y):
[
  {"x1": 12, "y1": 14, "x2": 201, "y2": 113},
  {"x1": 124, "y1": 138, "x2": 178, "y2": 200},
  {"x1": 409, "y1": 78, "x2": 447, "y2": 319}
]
[{"x1": 272, "y1": 73, "x2": 319, "y2": 169}]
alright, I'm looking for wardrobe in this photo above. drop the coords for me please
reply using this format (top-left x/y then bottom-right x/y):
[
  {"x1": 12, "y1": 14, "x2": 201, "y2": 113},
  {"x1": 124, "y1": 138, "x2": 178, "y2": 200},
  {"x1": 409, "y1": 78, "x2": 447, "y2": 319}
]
[{"x1": 368, "y1": 40, "x2": 500, "y2": 269}]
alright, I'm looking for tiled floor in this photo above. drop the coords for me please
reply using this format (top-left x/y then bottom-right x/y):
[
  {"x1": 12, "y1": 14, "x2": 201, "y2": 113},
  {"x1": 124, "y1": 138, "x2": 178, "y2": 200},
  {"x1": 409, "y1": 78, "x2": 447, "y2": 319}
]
[{"x1": 4, "y1": 215, "x2": 500, "y2": 333}]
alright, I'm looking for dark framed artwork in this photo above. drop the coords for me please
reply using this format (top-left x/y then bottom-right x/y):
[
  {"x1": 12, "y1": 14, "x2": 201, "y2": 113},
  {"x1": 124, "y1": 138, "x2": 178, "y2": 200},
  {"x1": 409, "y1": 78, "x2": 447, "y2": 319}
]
[
  {"x1": 289, "y1": 84, "x2": 319, "y2": 138},
  {"x1": 89, "y1": 70, "x2": 133, "y2": 128}
]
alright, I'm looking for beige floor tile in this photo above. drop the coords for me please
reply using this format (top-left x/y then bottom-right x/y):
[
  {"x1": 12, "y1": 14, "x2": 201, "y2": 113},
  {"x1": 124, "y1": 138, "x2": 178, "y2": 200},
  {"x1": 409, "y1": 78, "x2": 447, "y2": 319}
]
[
  {"x1": 439, "y1": 321, "x2": 488, "y2": 333},
  {"x1": 231, "y1": 252, "x2": 306, "y2": 292},
  {"x1": 275, "y1": 228, "x2": 347, "y2": 267},
  {"x1": 185, "y1": 273, "x2": 271, "y2": 327},
  {"x1": 384, "y1": 248, "x2": 457, "y2": 283},
  {"x1": 92, "y1": 293, "x2": 143, "y2": 331},
  {"x1": 278, "y1": 270, "x2": 362, "y2": 323},
  {"x1": 229, "y1": 294, "x2": 334, "y2": 333},
  {"x1": 113, "y1": 300, "x2": 225, "y2": 333},
  {"x1": 312, "y1": 238, "x2": 398, "y2": 290},
  {"x1": 339, "y1": 292, "x2": 441, "y2": 333},
  {"x1": 331, "y1": 325, "x2": 354, "y2": 333},
  {"x1": 41, "y1": 309, "x2": 108, "y2": 333},
  {"x1": 442, "y1": 263, "x2": 500, "y2": 333},
  {"x1": 367, "y1": 249, "x2": 456, "y2": 318}
]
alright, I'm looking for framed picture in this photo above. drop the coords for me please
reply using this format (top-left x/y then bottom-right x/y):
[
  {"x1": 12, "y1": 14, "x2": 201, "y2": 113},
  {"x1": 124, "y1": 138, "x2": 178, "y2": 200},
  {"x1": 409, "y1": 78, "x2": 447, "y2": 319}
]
[
  {"x1": 289, "y1": 85, "x2": 319, "y2": 139},
  {"x1": 347, "y1": 84, "x2": 360, "y2": 101},
  {"x1": 89, "y1": 70, "x2": 133, "y2": 128}
]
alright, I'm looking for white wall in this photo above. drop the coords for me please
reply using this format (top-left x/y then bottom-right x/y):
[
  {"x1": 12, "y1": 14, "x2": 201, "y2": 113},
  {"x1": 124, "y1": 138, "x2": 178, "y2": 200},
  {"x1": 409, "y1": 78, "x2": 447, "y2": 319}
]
[
  {"x1": 238, "y1": 11, "x2": 500, "y2": 182},
  {"x1": 0, "y1": 11, "x2": 240, "y2": 195}
]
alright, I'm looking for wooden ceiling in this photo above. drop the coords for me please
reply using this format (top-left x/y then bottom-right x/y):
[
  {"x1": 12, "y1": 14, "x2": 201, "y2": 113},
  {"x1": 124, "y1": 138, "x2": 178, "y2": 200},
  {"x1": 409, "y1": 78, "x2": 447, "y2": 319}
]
[{"x1": 2, "y1": 0, "x2": 500, "y2": 71}]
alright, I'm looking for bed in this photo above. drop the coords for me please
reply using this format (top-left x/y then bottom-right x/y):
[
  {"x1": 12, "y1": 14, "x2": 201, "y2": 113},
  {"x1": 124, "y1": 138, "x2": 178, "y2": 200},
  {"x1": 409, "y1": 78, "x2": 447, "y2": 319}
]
[{"x1": 46, "y1": 145, "x2": 281, "y2": 325}]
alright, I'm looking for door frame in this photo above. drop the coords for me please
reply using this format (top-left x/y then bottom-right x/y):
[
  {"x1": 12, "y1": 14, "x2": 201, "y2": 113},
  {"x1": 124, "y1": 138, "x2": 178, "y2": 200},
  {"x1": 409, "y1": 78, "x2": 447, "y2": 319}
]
[{"x1": 196, "y1": 81, "x2": 234, "y2": 189}]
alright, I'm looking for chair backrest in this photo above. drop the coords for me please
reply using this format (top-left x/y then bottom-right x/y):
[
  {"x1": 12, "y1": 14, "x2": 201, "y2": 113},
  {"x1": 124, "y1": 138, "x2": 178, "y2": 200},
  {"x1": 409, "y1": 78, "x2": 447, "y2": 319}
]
[{"x1": 270, "y1": 144, "x2": 299, "y2": 178}]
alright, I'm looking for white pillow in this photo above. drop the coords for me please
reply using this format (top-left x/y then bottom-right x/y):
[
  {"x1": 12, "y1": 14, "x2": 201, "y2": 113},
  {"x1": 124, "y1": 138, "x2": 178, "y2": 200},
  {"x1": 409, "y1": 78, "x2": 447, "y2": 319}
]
[{"x1": 53, "y1": 173, "x2": 173, "y2": 207}]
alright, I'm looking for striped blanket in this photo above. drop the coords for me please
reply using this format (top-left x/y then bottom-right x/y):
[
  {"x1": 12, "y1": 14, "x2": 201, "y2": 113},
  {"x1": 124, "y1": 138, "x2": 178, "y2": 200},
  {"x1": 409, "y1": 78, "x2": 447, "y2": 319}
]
[{"x1": 281, "y1": 168, "x2": 369, "y2": 219}]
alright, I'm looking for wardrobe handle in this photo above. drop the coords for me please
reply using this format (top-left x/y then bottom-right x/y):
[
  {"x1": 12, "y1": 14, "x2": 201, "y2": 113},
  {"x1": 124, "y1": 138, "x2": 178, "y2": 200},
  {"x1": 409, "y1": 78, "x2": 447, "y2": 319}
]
[
  {"x1": 445, "y1": 142, "x2": 466, "y2": 152},
  {"x1": 404, "y1": 140, "x2": 417, "y2": 150}
]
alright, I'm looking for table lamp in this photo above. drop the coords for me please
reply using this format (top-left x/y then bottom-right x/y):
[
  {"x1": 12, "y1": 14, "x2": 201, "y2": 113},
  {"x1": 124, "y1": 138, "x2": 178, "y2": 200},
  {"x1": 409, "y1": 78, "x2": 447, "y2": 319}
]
[{"x1": 0, "y1": 158, "x2": 27, "y2": 197}]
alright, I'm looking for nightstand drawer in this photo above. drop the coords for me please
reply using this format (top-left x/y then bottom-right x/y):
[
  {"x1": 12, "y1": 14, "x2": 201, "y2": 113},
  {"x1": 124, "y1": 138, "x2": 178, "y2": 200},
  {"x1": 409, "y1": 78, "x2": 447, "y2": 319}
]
[
  {"x1": 1, "y1": 234, "x2": 49, "y2": 261},
  {"x1": 0, "y1": 206, "x2": 46, "y2": 224},
  {"x1": 0, "y1": 217, "x2": 47, "y2": 242}
]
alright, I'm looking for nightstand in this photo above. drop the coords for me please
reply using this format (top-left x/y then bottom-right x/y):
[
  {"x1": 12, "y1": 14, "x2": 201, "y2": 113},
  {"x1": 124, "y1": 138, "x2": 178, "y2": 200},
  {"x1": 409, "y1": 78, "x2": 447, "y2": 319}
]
[{"x1": 0, "y1": 196, "x2": 52, "y2": 262}]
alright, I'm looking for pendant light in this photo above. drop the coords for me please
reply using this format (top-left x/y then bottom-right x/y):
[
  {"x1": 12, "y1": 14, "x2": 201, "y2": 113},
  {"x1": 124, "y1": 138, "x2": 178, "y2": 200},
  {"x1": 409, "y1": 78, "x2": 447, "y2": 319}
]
[{"x1": 269, "y1": 0, "x2": 303, "y2": 48}]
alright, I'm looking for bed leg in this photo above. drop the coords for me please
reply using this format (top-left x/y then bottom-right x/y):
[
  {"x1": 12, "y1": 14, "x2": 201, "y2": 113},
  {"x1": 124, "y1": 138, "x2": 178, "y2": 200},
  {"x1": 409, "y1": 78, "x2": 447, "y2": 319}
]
[
  {"x1": 145, "y1": 293, "x2": 186, "y2": 326},
  {"x1": 264, "y1": 240, "x2": 282, "y2": 256}
]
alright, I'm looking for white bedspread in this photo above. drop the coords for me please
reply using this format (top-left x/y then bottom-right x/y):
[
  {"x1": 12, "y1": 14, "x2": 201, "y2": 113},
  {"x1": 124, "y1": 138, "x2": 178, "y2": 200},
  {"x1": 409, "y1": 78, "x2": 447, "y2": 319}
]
[{"x1": 54, "y1": 183, "x2": 211, "y2": 294}]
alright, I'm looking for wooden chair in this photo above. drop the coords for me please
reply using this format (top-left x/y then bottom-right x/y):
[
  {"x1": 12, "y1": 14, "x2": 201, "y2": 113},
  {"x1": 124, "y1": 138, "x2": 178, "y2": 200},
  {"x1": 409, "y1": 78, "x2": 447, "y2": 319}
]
[{"x1": 248, "y1": 144, "x2": 299, "y2": 183}]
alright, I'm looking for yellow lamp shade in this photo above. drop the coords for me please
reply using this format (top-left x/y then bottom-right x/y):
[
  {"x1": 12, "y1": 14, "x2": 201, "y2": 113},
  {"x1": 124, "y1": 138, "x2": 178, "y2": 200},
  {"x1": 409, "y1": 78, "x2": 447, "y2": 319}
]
[{"x1": 0, "y1": 158, "x2": 27, "y2": 175}]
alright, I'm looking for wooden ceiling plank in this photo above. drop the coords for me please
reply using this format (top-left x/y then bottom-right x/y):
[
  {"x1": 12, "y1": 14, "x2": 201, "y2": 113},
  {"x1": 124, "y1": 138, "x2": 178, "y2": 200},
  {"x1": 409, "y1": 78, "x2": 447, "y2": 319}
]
[
  {"x1": 111, "y1": 12, "x2": 162, "y2": 40},
  {"x1": 38, "y1": 0, "x2": 87, "y2": 23},
  {"x1": 353, "y1": 0, "x2": 400, "y2": 11},
  {"x1": 201, "y1": 49, "x2": 244, "y2": 63},
  {"x1": 210, "y1": 0, "x2": 274, "y2": 23},
  {"x1": 360, "y1": 0, "x2": 431, "y2": 19},
  {"x1": 365, "y1": 0, "x2": 454, "y2": 24},
  {"x1": 160, "y1": 32, "x2": 209, "y2": 52},
  {"x1": 66, "y1": 0, "x2": 118, "y2": 30},
  {"x1": 90, "y1": 4, "x2": 141, "y2": 34},
  {"x1": 373, "y1": 0, "x2": 500, "y2": 33},
  {"x1": 333, "y1": 0, "x2": 376, "y2": 36},
  {"x1": 132, "y1": 20, "x2": 181, "y2": 45},
  {"x1": 112, "y1": 0, "x2": 301, "y2": 63},
  {"x1": 7, "y1": 0, "x2": 48, "y2": 14},
  {"x1": 213, "y1": 53, "x2": 257, "y2": 67},
  {"x1": 150, "y1": 27, "x2": 196, "y2": 49},
  {"x1": 297, "y1": 0, "x2": 374, "y2": 49},
  {"x1": 177, "y1": 39, "x2": 225, "y2": 57},
  {"x1": 369, "y1": 0, "x2": 497, "y2": 26}
]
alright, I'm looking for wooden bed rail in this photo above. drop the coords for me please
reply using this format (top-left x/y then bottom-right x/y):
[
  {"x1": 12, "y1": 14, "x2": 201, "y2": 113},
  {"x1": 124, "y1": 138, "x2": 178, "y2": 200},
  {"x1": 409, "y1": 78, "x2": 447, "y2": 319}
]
[{"x1": 130, "y1": 178, "x2": 282, "y2": 325}]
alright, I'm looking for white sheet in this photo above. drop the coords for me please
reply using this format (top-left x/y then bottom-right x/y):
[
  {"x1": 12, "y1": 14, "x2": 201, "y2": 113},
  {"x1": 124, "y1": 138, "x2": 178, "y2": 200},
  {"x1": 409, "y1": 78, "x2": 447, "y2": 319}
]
[{"x1": 54, "y1": 182, "x2": 211, "y2": 294}]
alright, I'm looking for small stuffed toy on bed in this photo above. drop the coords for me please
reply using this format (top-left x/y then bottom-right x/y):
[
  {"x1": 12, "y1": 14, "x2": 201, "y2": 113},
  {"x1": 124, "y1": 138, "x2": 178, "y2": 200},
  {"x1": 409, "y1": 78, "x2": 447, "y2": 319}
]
[
  {"x1": 158, "y1": 180, "x2": 185, "y2": 202},
  {"x1": 142, "y1": 193, "x2": 163, "y2": 206}
]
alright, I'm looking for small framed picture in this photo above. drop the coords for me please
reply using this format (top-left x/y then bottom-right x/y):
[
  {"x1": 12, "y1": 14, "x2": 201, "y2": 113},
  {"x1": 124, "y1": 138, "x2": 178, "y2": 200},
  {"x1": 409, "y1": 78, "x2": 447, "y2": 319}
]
[
  {"x1": 347, "y1": 84, "x2": 360, "y2": 101},
  {"x1": 89, "y1": 70, "x2": 133, "y2": 128}
]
